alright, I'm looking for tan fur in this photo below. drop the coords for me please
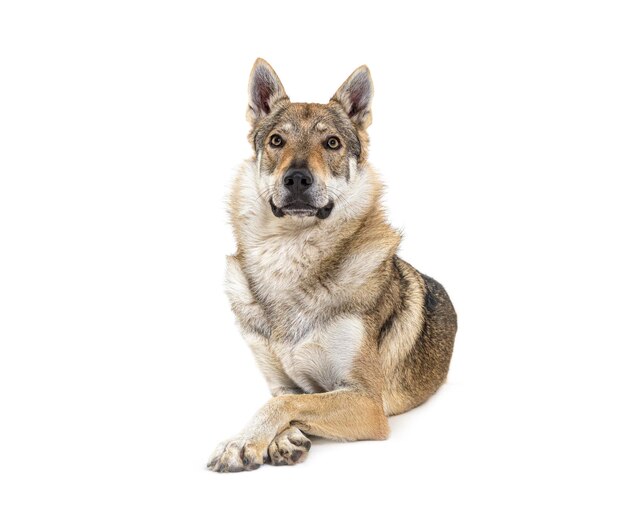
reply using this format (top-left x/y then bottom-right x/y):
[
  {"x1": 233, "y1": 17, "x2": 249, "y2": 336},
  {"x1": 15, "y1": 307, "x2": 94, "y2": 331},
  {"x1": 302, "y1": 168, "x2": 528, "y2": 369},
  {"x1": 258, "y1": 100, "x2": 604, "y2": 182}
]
[{"x1": 208, "y1": 59, "x2": 457, "y2": 472}]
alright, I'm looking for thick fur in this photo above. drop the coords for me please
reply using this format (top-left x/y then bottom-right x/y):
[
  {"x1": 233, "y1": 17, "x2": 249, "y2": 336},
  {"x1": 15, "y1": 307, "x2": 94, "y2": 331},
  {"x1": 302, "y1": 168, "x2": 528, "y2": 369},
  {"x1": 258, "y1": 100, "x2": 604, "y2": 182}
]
[{"x1": 208, "y1": 59, "x2": 457, "y2": 472}]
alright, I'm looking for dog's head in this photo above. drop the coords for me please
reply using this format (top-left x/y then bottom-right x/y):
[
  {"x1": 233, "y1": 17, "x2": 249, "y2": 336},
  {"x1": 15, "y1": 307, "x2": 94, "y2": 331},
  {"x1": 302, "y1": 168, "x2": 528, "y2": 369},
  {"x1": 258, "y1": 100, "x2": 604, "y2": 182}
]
[{"x1": 246, "y1": 58, "x2": 374, "y2": 220}]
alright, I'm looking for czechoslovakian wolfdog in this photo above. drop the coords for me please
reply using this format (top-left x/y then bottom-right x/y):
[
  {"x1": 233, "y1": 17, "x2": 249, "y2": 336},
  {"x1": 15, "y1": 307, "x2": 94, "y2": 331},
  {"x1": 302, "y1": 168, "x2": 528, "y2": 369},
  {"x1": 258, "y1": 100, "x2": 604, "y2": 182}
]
[{"x1": 208, "y1": 59, "x2": 457, "y2": 472}]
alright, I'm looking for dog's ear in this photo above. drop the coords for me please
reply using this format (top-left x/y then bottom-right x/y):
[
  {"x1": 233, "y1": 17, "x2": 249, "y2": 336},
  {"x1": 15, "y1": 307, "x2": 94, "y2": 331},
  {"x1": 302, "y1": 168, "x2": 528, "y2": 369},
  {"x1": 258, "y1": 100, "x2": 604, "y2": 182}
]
[
  {"x1": 247, "y1": 58, "x2": 289, "y2": 124},
  {"x1": 330, "y1": 65, "x2": 373, "y2": 129}
]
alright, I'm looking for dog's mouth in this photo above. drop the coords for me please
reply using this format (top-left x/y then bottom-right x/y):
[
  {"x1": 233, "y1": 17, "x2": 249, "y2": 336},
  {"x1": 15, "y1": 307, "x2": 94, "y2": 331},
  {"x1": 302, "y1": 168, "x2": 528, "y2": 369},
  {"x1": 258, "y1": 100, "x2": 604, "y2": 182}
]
[{"x1": 270, "y1": 199, "x2": 334, "y2": 219}]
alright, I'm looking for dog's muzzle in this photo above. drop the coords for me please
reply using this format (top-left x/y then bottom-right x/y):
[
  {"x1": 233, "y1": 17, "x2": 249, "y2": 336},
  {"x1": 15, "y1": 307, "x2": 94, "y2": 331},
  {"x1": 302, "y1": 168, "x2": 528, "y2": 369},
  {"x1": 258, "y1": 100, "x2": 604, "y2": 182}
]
[{"x1": 270, "y1": 166, "x2": 334, "y2": 219}]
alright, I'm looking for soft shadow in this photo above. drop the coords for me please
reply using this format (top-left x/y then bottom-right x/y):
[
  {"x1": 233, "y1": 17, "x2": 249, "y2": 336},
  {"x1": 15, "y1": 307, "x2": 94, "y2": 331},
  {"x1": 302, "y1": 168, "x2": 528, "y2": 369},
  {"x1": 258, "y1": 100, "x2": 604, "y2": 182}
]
[{"x1": 387, "y1": 383, "x2": 451, "y2": 432}]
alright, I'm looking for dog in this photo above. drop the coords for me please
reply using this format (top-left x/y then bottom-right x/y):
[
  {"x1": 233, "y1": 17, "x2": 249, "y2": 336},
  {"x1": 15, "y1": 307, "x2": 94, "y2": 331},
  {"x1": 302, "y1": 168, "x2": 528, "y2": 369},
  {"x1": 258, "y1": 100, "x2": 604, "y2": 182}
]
[{"x1": 208, "y1": 59, "x2": 457, "y2": 472}]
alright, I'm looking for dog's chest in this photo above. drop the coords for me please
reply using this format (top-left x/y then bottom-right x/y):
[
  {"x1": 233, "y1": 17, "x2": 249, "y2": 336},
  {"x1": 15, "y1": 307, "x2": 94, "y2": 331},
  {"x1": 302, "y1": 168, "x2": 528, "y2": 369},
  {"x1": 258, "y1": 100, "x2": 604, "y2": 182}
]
[
  {"x1": 234, "y1": 234, "x2": 364, "y2": 391},
  {"x1": 245, "y1": 234, "x2": 323, "y2": 297},
  {"x1": 272, "y1": 316, "x2": 364, "y2": 392}
]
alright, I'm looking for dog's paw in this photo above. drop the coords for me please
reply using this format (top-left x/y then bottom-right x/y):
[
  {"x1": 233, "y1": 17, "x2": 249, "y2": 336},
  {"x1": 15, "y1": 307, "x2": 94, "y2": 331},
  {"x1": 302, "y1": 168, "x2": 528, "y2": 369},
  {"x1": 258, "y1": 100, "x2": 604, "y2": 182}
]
[
  {"x1": 268, "y1": 427, "x2": 311, "y2": 466},
  {"x1": 207, "y1": 437, "x2": 265, "y2": 473}
]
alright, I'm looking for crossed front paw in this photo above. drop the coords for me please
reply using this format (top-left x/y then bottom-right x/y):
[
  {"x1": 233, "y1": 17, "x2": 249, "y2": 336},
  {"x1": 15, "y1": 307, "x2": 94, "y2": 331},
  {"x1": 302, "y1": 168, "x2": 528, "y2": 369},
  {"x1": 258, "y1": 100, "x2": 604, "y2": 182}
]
[
  {"x1": 207, "y1": 437, "x2": 266, "y2": 473},
  {"x1": 268, "y1": 427, "x2": 311, "y2": 466},
  {"x1": 208, "y1": 427, "x2": 312, "y2": 473}
]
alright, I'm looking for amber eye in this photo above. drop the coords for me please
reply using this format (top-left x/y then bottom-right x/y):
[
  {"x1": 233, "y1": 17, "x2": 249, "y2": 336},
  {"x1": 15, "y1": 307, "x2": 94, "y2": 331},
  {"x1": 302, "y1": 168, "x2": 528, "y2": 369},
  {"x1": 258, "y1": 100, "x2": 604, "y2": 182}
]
[
  {"x1": 269, "y1": 134, "x2": 284, "y2": 148},
  {"x1": 325, "y1": 136, "x2": 341, "y2": 150}
]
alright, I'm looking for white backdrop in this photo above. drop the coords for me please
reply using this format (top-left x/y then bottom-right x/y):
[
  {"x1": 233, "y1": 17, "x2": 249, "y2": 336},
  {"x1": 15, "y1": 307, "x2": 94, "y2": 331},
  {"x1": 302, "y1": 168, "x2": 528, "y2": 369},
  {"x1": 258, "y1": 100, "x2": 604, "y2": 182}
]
[{"x1": 1, "y1": 1, "x2": 625, "y2": 518}]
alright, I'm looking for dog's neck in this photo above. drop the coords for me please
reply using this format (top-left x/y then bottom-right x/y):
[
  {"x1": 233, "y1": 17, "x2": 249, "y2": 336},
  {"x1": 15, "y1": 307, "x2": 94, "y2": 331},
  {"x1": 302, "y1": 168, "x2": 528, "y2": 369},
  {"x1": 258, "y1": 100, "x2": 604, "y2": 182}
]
[{"x1": 228, "y1": 159, "x2": 401, "y2": 328}]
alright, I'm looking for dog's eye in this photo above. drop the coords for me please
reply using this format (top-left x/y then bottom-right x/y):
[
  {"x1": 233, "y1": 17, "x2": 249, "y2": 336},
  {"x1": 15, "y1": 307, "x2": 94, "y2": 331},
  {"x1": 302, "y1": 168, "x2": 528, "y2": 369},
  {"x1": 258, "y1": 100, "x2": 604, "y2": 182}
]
[
  {"x1": 325, "y1": 136, "x2": 341, "y2": 150},
  {"x1": 269, "y1": 134, "x2": 284, "y2": 148}
]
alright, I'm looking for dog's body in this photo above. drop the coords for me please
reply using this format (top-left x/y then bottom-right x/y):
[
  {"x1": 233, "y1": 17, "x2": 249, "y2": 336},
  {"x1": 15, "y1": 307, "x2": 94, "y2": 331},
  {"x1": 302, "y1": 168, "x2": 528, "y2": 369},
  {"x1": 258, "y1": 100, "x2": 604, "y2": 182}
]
[{"x1": 208, "y1": 59, "x2": 457, "y2": 472}]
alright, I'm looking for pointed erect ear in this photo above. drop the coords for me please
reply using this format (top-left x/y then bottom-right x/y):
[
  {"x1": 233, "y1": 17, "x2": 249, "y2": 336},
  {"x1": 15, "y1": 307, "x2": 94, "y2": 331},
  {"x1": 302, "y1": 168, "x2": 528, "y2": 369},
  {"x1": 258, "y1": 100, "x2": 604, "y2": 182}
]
[
  {"x1": 247, "y1": 58, "x2": 289, "y2": 124},
  {"x1": 330, "y1": 65, "x2": 373, "y2": 129}
]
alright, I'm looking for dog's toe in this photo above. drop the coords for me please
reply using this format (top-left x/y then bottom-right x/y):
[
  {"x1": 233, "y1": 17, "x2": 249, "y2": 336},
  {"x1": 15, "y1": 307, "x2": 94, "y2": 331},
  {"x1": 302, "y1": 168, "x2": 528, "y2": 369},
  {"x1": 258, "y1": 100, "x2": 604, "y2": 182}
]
[
  {"x1": 268, "y1": 427, "x2": 311, "y2": 467},
  {"x1": 207, "y1": 438, "x2": 265, "y2": 473}
]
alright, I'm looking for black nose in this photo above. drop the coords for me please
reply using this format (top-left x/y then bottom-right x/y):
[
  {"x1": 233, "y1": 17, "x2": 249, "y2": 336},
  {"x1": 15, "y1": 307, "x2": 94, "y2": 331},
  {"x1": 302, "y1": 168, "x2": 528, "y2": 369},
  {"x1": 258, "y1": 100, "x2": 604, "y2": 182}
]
[{"x1": 283, "y1": 169, "x2": 313, "y2": 194}]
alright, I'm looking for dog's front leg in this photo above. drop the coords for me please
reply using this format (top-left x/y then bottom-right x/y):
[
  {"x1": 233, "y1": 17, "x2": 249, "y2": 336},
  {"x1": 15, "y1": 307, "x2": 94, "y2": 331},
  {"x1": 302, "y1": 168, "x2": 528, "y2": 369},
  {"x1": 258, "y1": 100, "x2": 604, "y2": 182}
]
[{"x1": 208, "y1": 389, "x2": 389, "y2": 472}]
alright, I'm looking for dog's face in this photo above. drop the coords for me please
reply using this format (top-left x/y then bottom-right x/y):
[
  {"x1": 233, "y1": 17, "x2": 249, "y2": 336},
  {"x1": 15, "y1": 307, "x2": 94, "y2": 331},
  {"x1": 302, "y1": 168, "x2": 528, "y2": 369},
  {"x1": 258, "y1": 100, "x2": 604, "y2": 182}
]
[{"x1": 247, "y1": 59, "x2": 373, "y2": 220}]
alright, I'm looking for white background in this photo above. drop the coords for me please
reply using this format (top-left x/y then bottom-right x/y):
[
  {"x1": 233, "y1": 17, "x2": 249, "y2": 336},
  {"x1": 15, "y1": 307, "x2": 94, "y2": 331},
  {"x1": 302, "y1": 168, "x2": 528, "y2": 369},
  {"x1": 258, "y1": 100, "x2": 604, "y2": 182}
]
[{"x1": 1, "y1": 1, "x2": 625, "y2": 518}]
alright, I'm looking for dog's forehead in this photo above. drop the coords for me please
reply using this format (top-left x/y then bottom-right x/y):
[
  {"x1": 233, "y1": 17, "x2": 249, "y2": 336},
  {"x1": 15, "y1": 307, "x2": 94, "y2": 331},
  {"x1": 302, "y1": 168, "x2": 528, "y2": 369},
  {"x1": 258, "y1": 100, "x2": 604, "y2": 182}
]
[{"x1": 277, "y1": 103, "x2": 336, "y2": 134}]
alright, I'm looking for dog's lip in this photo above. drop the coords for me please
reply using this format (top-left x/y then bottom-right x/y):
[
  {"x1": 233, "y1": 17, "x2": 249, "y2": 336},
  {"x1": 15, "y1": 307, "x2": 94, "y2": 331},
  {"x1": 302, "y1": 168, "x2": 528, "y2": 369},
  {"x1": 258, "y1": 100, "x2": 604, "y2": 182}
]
[
  {"x1": 282, "y1": 202, "x2": 317, "y2": 212},
  {"x1": 270, "y1": 199, "x2": 334, "y2": 219}
]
